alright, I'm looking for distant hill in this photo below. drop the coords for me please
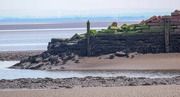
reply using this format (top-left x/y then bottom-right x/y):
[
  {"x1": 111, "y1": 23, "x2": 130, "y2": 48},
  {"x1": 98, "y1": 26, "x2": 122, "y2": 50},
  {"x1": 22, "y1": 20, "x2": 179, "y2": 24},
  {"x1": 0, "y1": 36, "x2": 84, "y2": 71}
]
[{"x1": 0, "y1": 16, "x2": 147, "y2": 22}]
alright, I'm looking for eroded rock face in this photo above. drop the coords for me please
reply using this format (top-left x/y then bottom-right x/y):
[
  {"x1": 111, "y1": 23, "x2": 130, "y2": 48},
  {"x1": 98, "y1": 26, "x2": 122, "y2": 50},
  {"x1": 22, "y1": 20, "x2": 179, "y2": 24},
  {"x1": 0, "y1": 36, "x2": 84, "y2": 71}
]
[
  {"x1": 10, "y1": 51, "x2": 78, "y2": 70},
  {"x1": 48, "y1": 38, "x2": 87, "y2": 56},
  {"x1": 10, "y1": 37, "x2": 85, "y2": 70}
]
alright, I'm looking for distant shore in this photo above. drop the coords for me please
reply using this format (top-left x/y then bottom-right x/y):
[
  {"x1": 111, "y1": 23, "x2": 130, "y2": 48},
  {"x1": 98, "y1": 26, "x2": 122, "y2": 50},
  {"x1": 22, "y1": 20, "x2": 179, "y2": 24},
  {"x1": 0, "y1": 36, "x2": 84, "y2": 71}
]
[{"x1": 0, "y1": 50, "x2": 45, "y2": 61}]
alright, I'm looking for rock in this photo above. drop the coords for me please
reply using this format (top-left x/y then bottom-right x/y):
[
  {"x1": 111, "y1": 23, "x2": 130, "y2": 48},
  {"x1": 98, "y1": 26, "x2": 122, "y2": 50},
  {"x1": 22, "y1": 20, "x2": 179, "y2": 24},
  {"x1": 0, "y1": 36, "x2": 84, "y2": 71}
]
[
  {"x1": 41, "y1": 52, "x2": 50, "y2": 59},
  {"x1": 69, "y1": 53, "x2": 75, "y2": 59},
  {"x1": 75, "y1": 60, "x2": 80, "y2": 63},
  {"x1": 61, "y1": 53, "x2": 70, "y2": 61},
  {"x1": 29, "y1": 64, "x2": 44, "y2": 69},
  {"x1": 160, "y1": 82, "x2": 168, "y2": 85},
  {"x1": 128, "y1": 78, "x2": 134, "y2": 81},
  {"x1": 109, "y1": 54, "x2": 115, "y2": 59},
  {"x1": 117, "y1": 76, "x2": 127, "y2": 79},
  {"x1": 49, "y1": 56, "x2": 59, "y2": 64},
  {"x1": 60, "y1": 67, "x2": 65, "y2": 70},
  {"x1": 0, "y1": 76, "x2": 180, "y2": 89},
  {"x1": 138, "y1": 77, "x2": 146, "y2": 79},
  {"x1": 45, "y1": 77, "x2": 53, "y2": 81},
  {"x1": 115, "y1": 52, "x2": 126, "y2": 57},
  {"x1": 143, "y1": 83, "x2": 152, "y2": 86},
  {"x1": 129, "y1": 83, "x2": 136, "y2": 86},
  {"x1": 65, "y1": 86, "x2": 73, "y2": 89},
  {"x1": 131, "y1": 55, "x2": 135, "y2": 59},
  {"x1": 85, "y1": 76, "x2": 93, "y2": 79}
]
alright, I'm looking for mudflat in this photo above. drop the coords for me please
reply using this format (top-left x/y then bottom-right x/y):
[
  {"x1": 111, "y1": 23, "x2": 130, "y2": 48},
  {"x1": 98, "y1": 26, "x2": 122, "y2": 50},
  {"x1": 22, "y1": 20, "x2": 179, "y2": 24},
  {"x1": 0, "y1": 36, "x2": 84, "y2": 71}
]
[{"x1": 0, "y1": 50, "x2": 45, "y2": 61}]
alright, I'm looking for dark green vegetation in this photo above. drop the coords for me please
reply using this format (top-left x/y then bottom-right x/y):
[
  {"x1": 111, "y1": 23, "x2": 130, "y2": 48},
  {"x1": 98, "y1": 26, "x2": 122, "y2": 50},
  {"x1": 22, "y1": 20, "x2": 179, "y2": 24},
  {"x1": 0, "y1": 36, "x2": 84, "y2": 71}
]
[{"x1": 71, "y1": 22, "x2": 164, "y2": 38}]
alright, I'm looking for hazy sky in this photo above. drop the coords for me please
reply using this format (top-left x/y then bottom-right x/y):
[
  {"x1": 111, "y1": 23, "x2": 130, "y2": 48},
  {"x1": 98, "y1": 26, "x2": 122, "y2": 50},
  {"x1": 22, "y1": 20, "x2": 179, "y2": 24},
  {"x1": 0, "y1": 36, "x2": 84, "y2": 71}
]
[{"x1": 0, "y1": 0, "x2": 180, "y2": 18}]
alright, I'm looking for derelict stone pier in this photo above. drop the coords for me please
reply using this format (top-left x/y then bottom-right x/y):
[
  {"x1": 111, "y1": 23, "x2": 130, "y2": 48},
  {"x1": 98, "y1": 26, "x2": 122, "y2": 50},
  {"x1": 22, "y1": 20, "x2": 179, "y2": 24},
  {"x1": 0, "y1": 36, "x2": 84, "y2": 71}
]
[{"x1": 48, "y1": 10, "x2": 180, "y2": 57}]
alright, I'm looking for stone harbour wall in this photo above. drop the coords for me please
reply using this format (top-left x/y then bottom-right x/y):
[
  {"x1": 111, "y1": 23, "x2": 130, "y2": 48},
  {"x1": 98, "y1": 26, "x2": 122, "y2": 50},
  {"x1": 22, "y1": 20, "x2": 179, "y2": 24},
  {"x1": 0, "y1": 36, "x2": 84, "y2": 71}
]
[
  {"x1": 90, "y1": 34, "x2": 165, "y2": 56},
  {"x1": 47, "y1": 33, "x2": 180, "y2": 57},
  {"x1": 48, "y1": 33, "x2": 169, "y2": 57},
  {"x1": 170, "y1": 34, "x2": 180, "y2": 52}
]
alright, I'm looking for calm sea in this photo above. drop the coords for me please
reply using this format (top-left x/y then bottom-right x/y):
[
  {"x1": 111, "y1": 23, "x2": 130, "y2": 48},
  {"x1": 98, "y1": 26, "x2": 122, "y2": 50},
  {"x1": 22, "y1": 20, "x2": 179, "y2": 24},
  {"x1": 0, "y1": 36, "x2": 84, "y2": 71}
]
[
  {"x1": 0, "y1": 20, "x2": 140, "y2": 51},
  {"x1": 1, "y1": 61, "x2": 180, "y2": 79}
]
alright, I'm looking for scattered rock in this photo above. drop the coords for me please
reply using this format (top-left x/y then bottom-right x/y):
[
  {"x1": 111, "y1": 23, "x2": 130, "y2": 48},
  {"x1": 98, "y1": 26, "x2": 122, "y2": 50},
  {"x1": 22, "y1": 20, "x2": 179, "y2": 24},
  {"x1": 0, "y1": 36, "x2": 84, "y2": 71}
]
[
  {"x1": 60, "y1": 67, "x2": 65, "y2": 70},
  {"x1": 143, "y1": 83, "x2": 151, "y2": 86},
  {"x1": 0, "y1": 76, "x2": 180, "y2": 89},
  {"x1": 109, "y1": 55, "x2": 115, "y2": 59},
  {"x1": 66, "y1": 86, "x2": 73, "y2": 89},
  {"x1": 115, "y1": 52, "x2": 126, "y2": 57},
  {"x1": 129, "y1": 83, "x2": 136, "y2": 86},
  {"x1": 75, "y1": 60, "x2": 80, "y2": 63},
  {"x1": 131, "y1": 55, "x2": 135, "y2": 59},
  {"x1": 160, "y1": 82, "x2": 168, "y2": 85}
]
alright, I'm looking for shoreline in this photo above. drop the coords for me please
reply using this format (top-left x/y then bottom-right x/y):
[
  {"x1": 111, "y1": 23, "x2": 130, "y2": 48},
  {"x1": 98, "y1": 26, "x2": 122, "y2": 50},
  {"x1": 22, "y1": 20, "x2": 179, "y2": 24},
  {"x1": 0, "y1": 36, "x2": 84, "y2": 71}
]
[
  {"x1": 44, "y1": 67, "x2": 180, "y2": 71},
  {"x1": 2, "y1": 51, "x2": 180, "y2": 71},
  {"x1": 0, "y1": 76, "x2": 180, "y2": 90}
]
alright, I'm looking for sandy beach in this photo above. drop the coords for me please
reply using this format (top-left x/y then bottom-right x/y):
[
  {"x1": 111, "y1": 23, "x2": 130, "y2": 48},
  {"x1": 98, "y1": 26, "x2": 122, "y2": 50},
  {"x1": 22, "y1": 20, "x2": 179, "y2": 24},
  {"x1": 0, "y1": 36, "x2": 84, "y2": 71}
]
[
  {"x1": 1, "y1": 51, "x2": 180, "y2": 97},
  {"x1": 1, "y1": 85, "x2": 180, "y2": 97},
  {"x1": 40, "y1": 53, "x2": 180, "y2": 71}
]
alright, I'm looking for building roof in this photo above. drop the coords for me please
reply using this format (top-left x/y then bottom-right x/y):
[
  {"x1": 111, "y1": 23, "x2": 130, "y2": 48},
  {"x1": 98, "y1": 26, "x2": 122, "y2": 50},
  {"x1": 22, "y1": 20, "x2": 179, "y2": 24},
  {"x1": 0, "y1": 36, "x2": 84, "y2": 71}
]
[{"x1": 175, "y1": 9, "x2": 180, "y2": 12}]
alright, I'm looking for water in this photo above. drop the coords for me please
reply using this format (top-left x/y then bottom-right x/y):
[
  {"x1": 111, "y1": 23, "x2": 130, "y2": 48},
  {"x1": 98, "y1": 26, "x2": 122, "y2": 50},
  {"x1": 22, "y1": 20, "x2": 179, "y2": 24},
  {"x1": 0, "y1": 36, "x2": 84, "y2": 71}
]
[
  {"x1": 1, "y1": 61, "x2": 180, "y2": 79},
  {"x1": 0, "y1": 20, "x2": 140, "y2": 51}
]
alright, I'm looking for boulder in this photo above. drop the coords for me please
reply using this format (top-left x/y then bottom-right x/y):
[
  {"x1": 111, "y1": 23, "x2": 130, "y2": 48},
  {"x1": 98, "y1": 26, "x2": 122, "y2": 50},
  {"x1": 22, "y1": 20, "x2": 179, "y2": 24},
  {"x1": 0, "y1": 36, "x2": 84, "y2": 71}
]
[
  {"x1": 29, "y1": 64, "x2": 44, "y2": 69},
  {"x1": 75, "y1": 60, "x2": 80, "y2": 63},
  {"x1": 115, "y1": 52, "x2": 126, "y2": 57},
  {"x1": 49, "y1": 56, "x2": 59, "y2": 64},
  {"x1": 109, "y1": 54, "x2": 115, "y2": 59}
]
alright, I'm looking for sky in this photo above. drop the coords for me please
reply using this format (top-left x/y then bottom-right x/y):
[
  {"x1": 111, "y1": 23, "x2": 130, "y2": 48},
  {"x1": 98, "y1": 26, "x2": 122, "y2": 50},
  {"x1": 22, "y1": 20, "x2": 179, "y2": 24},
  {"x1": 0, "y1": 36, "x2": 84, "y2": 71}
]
[{"x1": 0, "y1": 0, "x2": 180, "y2": 18}]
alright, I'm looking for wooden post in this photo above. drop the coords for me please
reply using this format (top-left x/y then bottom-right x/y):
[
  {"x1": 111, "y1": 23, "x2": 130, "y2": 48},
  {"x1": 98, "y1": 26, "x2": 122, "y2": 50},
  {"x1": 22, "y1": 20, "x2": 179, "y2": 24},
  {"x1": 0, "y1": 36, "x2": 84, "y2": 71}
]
[
  {"x1": 87, "y1": 20, "x2": 91, "y2": 56},
  {"x1": 164, "y1": 22, "x2": 170, "y2": 53}
]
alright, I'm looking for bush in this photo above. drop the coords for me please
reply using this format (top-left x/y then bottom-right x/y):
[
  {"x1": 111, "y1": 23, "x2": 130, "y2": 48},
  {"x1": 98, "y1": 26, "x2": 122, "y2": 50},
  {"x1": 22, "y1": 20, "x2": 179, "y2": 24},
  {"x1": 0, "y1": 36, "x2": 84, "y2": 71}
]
[
  {"x1": 72, "y1": 33, "x2": 80, "y2": 39},
  {"x1": 121, "y1": 24, "x2": 128, "y2": 28},
  {"x1": 120, "y1": 24, "x2": 128, "y2": 31},
  {"x1": 136, "y1": 26, "x2": 149, "y2": 30},
  {"x1": 106, "y1": 29, "x2": 117, "y2": 34},
  {"x1": 90, "y1": 30, "x2": 98, "y2": 36},
  {"x1": 109, "y1": 26, "x2": 119, "y2": 30}
]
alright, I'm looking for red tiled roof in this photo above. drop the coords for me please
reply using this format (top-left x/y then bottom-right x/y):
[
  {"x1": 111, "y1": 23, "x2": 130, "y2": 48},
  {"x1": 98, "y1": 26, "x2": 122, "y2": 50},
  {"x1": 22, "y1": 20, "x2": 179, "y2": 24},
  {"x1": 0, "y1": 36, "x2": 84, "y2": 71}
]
[
  {"x1": 158, "y1": 16, "x2": 162, "y2": 20},
  {"x1": 175, "y1": 9, "x2": 180, "y2": 12},
  {"x1": 139, "y1": 20, "x2": 145, "y2": 25}
]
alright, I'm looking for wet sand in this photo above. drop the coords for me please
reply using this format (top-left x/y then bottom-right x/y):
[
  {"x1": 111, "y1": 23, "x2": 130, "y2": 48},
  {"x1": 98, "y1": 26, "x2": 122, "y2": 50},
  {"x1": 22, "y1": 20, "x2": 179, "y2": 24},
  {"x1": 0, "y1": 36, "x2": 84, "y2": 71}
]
[
  {"x1": 48, "y1": 53, "x2": 180, "y2": 71},
  {"x1": 7, "y1": 52, "x2": 180, "y2": 71},
  {"x1": 1, "y1": 85, "x2": 180, "y2": 97}
]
